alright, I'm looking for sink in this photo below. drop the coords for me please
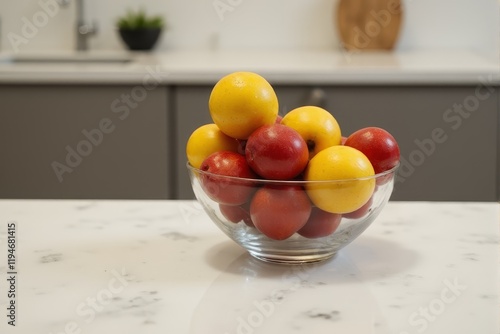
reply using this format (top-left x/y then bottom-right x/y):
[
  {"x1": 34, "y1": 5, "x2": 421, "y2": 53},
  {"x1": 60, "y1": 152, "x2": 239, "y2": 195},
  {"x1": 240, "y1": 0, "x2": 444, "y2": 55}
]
[{"x1": 0, "y1": 54, "x2": 133, "y2": 65}]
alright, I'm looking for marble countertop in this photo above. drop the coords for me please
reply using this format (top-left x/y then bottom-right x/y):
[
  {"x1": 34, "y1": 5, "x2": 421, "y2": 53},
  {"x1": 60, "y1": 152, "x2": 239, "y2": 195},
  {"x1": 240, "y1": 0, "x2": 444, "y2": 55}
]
[
  {"x1": 0, "y1": 200, "x2": 498, "y2": 334},
  {"x1": 0, "y1": 50, "x2": 498, "y2": 85}
]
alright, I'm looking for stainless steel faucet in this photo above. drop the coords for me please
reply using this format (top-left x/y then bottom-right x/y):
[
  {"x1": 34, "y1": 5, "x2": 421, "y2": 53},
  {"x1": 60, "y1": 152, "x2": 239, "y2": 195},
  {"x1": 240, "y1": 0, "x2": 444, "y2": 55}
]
[
  {"x1": 57, "y1": 0, "x2": 97, "y2": 51},
  {"x1": 75, "y1": 0, "x2": 97, "y2": 51}
]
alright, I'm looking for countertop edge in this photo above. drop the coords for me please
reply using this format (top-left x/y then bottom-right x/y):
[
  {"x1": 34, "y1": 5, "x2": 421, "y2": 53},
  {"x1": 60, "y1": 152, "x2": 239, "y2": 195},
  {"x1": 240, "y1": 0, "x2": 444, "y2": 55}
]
[
  {"x1": 0, "y1": 50, "x2": 498, "y2": 85},
  {"x1": 1, "y1": 71, "x2": 499, "y2": 86}
]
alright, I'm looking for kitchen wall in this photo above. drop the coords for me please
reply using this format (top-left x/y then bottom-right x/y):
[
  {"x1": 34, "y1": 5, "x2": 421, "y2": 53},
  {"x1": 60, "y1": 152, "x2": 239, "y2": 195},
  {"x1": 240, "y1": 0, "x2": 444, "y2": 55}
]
[{"x1": 0, "y1": 0, "x2": 499, "y2": 56}]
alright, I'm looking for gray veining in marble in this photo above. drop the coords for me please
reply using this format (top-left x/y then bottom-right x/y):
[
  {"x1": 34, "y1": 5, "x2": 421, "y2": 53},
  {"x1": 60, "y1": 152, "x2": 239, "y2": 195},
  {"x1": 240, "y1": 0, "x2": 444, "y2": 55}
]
[{"x1": 0, "y1": 200, "x2": 497, "y2": 334}]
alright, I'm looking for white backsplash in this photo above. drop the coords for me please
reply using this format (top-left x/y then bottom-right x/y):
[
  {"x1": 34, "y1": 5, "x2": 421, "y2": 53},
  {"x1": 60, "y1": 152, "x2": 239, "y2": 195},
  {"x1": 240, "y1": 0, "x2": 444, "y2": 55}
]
[{"x1": 0, "y1": 0, "x2": 499, "y2": 56}]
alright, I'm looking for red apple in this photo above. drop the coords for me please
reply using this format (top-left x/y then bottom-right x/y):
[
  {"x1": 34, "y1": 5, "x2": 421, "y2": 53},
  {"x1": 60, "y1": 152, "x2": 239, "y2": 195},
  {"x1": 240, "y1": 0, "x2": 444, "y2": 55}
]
[
  {"x1": 298, "y1": 207, "x2": 342, "y2": 239},
  {"x1": 343, "y1": 196, "x2": 373, "y2": 219},
  {"x1": 341, "y1": 136, "x2": 348, "y2": 145},
  {"x1": 250, "y1": 185, "x2": 311, "y2": 240},
  {"x1": 275, "y1": 115, "x2": 283, "y2": 124},
  {"x1": 200, "y1": 151, "x2": 256, "y2": 205},
  {"x1": 245, "y1": 124, "x2": 309, "y2": 180},
  {"x1": 344, "y1": 127, "x2": 400, "y2": 174},
  {"x1": 219, "y1": 201, "x2": 254, "y2": 227}
]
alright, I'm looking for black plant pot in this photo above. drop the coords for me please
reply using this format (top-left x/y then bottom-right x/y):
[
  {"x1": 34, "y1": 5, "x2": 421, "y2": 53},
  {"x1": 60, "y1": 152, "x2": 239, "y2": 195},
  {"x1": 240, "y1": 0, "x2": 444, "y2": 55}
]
[{"x1": 119, "y1": 28, "x2": 162, "y2": 51}]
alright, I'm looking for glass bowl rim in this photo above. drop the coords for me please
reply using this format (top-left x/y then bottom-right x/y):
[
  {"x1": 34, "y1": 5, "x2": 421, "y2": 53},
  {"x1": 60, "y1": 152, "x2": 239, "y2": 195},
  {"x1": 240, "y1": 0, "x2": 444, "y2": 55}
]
[{"x1": 186, "y1": 161, "x2": 399, "y2": 184}]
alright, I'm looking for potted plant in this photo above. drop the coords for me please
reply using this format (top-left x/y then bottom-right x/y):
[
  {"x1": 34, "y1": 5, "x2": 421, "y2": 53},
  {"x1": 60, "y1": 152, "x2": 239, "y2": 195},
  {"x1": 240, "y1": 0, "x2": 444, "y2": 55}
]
[{"x1": 117, "y1": 9, "x2": 165, "y2": 51}]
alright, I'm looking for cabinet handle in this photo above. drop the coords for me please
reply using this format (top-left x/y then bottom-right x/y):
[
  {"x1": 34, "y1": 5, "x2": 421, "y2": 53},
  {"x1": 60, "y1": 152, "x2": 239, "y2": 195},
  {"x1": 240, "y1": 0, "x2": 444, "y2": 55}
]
[{"x1": 305, "y1": 88, "x2": 327, "y2": 108}]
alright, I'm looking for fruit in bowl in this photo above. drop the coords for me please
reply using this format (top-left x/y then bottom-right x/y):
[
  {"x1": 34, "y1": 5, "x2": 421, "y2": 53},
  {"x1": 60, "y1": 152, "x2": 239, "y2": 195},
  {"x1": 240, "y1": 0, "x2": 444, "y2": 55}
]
[
  {"x1": 187, "y1": 163, "x2": 398, "y2": 263},
  {"x1": 186, "y1": 72, "x2": 400, "y2": 264}
]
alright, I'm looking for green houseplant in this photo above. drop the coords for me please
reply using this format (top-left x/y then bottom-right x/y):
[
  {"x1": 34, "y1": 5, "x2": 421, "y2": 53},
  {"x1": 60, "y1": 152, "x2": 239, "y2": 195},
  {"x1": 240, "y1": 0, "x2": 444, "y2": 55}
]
[{"x1": 117, "y1": 9, "x2": 165, "y2": 51}]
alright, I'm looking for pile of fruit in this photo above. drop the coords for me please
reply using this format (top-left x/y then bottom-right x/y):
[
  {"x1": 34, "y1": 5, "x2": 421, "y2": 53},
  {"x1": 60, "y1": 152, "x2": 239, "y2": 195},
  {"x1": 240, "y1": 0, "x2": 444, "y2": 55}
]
[{"x1": 186, "y1": 72, "x2": 400, "y2": 241}]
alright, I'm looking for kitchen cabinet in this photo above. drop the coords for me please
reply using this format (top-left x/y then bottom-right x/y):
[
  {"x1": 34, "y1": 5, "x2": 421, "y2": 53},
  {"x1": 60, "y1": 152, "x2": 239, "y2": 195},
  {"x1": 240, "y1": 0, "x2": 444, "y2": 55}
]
[
  {"x1": 174, "y1": 86, "x2": 214, "y2": 199},
  {"x1": 0, "y1": 85, "x2": 171, "y2": 199},
  {"x1": 175, "y1": 85, "x2": 498, "y2": 201},
  {"x1": 1, "y1": 83, "x2": 496, "y2": 201}
]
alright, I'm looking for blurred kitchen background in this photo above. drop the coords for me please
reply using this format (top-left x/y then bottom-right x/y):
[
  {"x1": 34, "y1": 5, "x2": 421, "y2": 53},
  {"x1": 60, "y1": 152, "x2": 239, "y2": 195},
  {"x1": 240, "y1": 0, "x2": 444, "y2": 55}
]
[
  {"x1": 0, "y1": 0, "x2": 499, "y2": 202},
  {"x1": 0, "y1": 0, "x2": 498, "y2": 54}
]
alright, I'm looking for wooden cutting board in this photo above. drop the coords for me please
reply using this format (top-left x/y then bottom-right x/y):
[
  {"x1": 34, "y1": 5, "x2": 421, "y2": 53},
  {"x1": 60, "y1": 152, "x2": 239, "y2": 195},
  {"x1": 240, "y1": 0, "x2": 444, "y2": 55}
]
[{"x1": 336, "y1": 0, "x2": 403, "y2": 51}]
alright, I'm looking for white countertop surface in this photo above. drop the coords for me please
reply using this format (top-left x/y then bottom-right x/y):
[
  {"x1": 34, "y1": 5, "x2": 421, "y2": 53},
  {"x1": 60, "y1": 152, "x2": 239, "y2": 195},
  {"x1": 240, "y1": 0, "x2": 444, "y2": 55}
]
[
  {"x1": 0, "y1": 50, "x2": 498, "y2": 85},
  {"x1": 0, "y1": 200, "x2": 498, "y2": 334}
]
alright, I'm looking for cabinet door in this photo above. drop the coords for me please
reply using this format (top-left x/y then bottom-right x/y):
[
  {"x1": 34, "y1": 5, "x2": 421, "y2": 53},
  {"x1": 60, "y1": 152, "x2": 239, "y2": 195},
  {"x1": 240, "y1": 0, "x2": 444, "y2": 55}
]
[
  {"x1": 0, "y1": 85, "x2": 170, "y2": 199},
  {"x1": 275, "y1": 85, "x2": 498, "y2": 201},
  {"x1": 174, "y1": 86, "x2": 213, "y2": 199}
]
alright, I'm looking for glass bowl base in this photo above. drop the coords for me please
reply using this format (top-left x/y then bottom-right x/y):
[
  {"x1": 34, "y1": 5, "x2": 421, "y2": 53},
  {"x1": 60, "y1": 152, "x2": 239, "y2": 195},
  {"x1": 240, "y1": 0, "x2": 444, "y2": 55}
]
[{"x1": 248, "y1": 249, "x2": 337, "y2": 265}]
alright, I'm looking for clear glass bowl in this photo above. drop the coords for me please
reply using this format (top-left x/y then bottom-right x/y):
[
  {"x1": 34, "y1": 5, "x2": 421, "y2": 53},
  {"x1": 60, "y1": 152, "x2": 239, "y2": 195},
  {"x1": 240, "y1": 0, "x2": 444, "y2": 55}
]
[{"x1": 187, "y1": 162, "x2": 398, "y2": 264}]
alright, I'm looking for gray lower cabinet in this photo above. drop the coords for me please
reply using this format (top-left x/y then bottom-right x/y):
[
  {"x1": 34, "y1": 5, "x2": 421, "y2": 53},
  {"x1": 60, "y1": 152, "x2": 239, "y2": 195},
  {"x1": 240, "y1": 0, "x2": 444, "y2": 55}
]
[
  {"x1": 2, "y1": 84, "x2": 496, "y2": 201},
  {"x1": 175, "y1": 85, "x2": 498, "y2": 201},
  {"x1": 174, "y1": 86, "x2": 214, "y2": 199},
  {"x1": 0, "y1": 85, "x2": 171, "y2": 199}
]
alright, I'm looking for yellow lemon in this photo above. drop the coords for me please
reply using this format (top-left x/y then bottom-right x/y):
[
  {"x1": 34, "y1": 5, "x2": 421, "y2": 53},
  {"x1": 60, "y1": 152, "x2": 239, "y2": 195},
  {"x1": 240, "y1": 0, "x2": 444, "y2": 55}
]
[
  {"x1": 304, "y1": 145, "x2": 375, "y2": 214},
  {"x1": 282, "y1": 106, "x2": 342, "y2": 159},
  {"x1": 186, "y1": 123, "x2": 239, "y2": 168},
  {"x1": 209, "y1": 72, "x2": 279, "y2": 139}
]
